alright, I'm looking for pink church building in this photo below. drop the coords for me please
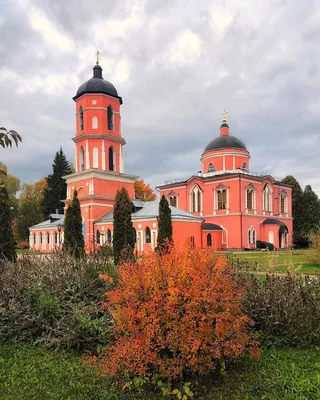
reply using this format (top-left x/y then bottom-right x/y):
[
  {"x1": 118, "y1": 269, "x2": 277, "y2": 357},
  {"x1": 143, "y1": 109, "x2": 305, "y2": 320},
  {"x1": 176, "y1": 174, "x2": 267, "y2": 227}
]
[{"x1": 29, "y1": 60, "x2": 293, "y2": 253}]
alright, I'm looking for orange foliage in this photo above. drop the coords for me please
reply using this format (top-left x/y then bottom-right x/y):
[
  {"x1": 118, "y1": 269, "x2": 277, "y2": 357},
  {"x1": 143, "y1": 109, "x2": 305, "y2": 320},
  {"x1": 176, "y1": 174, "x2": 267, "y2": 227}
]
[
  {"x1": 92, "y1": 245, "x2": 260, "y2": 380},
  {"x1": 134, "y1": 179, "x2": 156, "y2": 201}
]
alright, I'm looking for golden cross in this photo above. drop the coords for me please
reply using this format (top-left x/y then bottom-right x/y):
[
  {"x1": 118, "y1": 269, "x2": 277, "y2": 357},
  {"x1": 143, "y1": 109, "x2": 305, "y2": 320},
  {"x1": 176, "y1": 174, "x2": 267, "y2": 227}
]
[
  {"x1": 95, "y1": 50, "x2": 100, "y2": 65},
  {"x1": 222, "y1": 109, "x2": 228, "y2": 122}
]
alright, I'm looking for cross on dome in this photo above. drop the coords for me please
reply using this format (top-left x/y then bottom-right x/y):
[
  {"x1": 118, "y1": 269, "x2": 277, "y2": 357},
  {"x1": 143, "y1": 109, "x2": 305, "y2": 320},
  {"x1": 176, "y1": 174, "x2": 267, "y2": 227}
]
[
  {"x1": 95, "y1": 50, "x2": 100, "y2": 65},
  {"x1": 222, "y1": 109, "x2": 228, "y2": 122}
]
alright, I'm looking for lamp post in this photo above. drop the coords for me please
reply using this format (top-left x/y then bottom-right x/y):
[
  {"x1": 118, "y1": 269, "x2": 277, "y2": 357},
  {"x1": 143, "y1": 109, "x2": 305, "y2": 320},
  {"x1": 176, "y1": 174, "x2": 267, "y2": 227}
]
[{"x1": 57, "y1": 224, "x2": 62, "y2": 249}]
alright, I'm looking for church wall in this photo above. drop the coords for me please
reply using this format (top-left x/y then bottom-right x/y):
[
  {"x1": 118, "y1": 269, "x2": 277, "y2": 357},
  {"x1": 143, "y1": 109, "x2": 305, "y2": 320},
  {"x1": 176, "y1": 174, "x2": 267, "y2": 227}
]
[{"x1": 172, "y1": 221, "x2": 202, "y2": 249}]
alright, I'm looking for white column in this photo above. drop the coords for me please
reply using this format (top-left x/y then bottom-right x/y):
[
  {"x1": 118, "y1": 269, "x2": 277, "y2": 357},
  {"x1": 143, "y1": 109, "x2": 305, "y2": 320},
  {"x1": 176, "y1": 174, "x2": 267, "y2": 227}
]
[
  {"x1": 139, "y1": 230, "x2": 144, "y2": 252},
  {"x1": 102, "y1": 140, "x2": 106, "y2": 170},
  {"x1": 226, "y1": 189, "x2": 229, "y2": 214},
  {"x1": 223, "y1": 156, "x2": 226, "y2": 171},
  {"x1": 213, "y1": 190, "x2": 216, "y2": 215},
  {"x1": 151, "y1": 230, "x2": 157, "y2": 250},
  {"x1": 120, "y1": 145, "x2": 124, "y2": 173},
  {"x1": 75, "y1": 146, "x2": 78, "y2": 172},
  {"x1": 86, "y1": 139, "x2": 90, "y2": 169},
  {"x1": 233, "y1": 155, "x2": 235, "y2": 169}
]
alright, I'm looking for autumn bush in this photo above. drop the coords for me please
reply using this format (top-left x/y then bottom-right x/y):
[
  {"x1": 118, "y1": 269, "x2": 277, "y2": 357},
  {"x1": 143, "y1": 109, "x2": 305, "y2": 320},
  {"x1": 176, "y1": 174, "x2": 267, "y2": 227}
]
[
  {"x1": 92, "y1": 245, "x2": 260, "y2": 381},
  {"x1": 16, "y1": 241, "x2": 29, "y2": 250}
]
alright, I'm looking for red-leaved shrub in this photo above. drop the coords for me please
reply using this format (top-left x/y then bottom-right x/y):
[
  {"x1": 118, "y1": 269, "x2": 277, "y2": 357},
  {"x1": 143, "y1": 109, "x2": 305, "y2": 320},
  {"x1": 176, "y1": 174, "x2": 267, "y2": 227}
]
[{"x1": 92, "y1": 245, "x2": 260, "y2": 380}]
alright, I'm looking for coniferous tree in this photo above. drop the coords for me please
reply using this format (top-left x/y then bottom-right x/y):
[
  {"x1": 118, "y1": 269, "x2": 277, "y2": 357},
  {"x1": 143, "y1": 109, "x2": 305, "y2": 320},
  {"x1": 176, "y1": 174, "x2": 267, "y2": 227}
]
[
  {"x1": 0, "y1": 185, "x2": 16, "y2": 262},
  {"x1": 113, "y1": 187, "x2": 134, "y2": 265},
  {"x1": 157, "y1": 195, "x2": 173, "y2": 252},
  {"x1": 282, "y1": 175, "x2": 305, "y2": 248},
  {"x1": 63, "y1": 190, "x2": 85, "y2": 258},
  {"x1": 301, "y1": 185, "x2": 320, "y2": 244},
  {"x1": 43, "y1": 147, "x2": 72, "y2": 217}
]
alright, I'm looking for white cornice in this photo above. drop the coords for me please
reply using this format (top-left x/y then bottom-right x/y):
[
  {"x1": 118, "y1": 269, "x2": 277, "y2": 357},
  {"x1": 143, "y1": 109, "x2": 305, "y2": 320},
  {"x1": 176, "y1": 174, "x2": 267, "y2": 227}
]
[
  {"x1": 72, "y1": 134, "x2": 126, "y2": 145},
  {"x1": 64, "y1": 169, "x2": 139, "y2": 183}
]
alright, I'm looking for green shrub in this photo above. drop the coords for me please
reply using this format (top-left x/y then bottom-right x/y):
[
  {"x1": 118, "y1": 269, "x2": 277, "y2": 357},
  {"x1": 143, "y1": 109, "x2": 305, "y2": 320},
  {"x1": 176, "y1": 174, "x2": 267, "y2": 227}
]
[
  {"x1": 0, "y1": 252, "x2": 116, "y2": 350},
  {"x1": 241, "y1": 272, "x2": 320, "y2": 347},
  {"x1": 307, "y1": 233, "x2": 320, "y2": 265}
]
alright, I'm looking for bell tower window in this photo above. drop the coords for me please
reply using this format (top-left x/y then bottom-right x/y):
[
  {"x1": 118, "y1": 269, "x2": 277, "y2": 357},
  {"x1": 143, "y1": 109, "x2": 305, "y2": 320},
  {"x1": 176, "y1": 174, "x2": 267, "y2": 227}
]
[
  {"x1": 107, "y1": 106, "x2": 114, "y2": 131},
  {"x1": 79, "y1": 106, "x2": 84, "y2": 131},
  {"x1": 93, "y1": 147, "x2": 99, "y2": 168},
  {"x1": 92, "y1": 116, "x2": 98, "y2": 129},
  {"x1": 108, "y1": 146, "x2": 115, "y2": 171},
  {"x1": 80, "y1": 146, "x2": 85, "y2": 171}
]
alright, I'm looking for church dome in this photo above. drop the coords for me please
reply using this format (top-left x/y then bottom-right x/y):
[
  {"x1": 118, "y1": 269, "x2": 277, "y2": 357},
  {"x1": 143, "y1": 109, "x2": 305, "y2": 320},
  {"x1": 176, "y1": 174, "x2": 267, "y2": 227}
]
[
  {"x1": 73, "y1": 64, "x2": 122, "y2": 104},
  {"x1": 204, "y1": 135, "x2": 247, "y2": 152}
]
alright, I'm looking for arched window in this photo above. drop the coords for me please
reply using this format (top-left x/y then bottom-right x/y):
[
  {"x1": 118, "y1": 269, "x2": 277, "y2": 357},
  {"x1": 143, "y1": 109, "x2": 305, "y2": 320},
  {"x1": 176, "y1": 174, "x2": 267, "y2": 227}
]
[
  {"x1": 96, "y1": 229, "x2": 100, "y2": 244},
  {"x1": 191, "y1": 186, "x2": 201, "y2": 213},
  {"x1": 108, "y1": 146, "x2": 115, "y2": 171},
  {"x1": 218, "y1": 189, "x2": 227, "y2": 210},
  {"x1": 107, "y1": 105, "x2": 114, "y2": 131},
  {"x1": 241, "y1": 162, "x2": 247, "y2": 171},
  {"x1": 80, "y1": 146, "x2": 85, "y2": 171},
  {"x1": 169, "y1": 195, "x2": 177, "y2": 207},
  {"x1": 33, "y1": 233, "x2": 36, "y2": 244},
  {"x1": 40, "y1": 232, "x2": 43, "y2": 244},
  {"x1": 192, "y1": 191, "x2": 196, "y2": 212},
  {"x1": 207, "y1": 233, "x2": 212, "y2": 247},
  {"x1": 207, "y1": 163, "x2": 215, "y2": 172},
  {"x1": 92, "y1": 116, "x2": 98, "y2": 129},
  {"x1": 145, "y1": 227, "x2": 151, "y2": 243},
  {"x1": 79, "y1": 106, "x2": 84, "y2": 131},
  {"x1": 107, "y1": 229, "x2": 112, "y2": 243},
  {"x1": 280, "y1": 191, "x2": 287, "y2": 214},
  {"x1": 55, "y1": 232, "x2": 58, "y2": 244},
  {"x1": 263, "y1": 184, "x2": 272, "y2": 212},
  {"x1": 47, "y1": 232, "x2": 50, "y2": 244},
  {"x1": 93, "y1": 147, "x2": 99, "y2": 168},
  {"x1": 246, "y1": 185, "x2": 255, "y2": 210},
  {"x1": 248, "y1": 226, "x2": 256, "y2": 245}
]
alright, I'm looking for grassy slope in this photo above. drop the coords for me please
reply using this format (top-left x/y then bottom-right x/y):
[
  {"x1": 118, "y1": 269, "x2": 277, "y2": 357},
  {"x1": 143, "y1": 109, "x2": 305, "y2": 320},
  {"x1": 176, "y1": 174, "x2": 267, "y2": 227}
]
[
  {"x1": 0, "y1": 343, "x2": 319, "y2": 400},
  {"x1": 227, "y1": 250, "x2": 320, "y2": 274}
]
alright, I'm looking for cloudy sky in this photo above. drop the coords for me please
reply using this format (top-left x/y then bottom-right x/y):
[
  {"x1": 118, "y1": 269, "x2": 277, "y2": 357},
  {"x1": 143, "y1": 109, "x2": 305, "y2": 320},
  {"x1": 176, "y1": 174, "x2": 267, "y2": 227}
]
[{"x1": 1, "y1": 0, "x2": 319, "y2": 193}]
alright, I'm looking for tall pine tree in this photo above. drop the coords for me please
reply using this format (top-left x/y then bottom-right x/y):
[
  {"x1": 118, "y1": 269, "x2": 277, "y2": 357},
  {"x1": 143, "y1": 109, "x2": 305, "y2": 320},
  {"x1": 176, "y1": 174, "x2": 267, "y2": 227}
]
[
  {"x1": 113, "y1": 187, "x2": 134, "y2": 265},
  {"x1": 157, "y1": 195, "x2": 173, "y2": 253},
  {"x1": 63, "y1": 190, "x2": 85, "y2": 258},
  {"x1": 43, "y1": 147, "x2": 72, "y2": 217},
  {"x1": 0, "y1": 185, "x2": 16, "y2": 262}
]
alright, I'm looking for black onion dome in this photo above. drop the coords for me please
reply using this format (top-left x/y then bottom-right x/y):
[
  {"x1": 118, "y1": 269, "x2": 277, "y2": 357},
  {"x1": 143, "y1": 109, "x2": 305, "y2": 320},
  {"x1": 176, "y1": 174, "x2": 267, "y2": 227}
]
[
  {"x1": 204, "y1": 135, "x2": 247, "y2": 152},
  {"x1": 73, "y1": 64, "x2": 122, "y2": 104},
  {"x1": 220, "y1": 122, "x2": 229, "y2": 128}
]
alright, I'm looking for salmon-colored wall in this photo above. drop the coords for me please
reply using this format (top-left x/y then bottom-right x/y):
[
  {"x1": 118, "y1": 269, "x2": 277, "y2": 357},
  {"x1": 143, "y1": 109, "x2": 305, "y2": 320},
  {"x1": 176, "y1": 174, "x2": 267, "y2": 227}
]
[
  {"x1": 75, "y1": 94, "x2": 121, "y2": 137},
  {"x1": 201, "y1": 148, "x2": 250, "y2": 174}
]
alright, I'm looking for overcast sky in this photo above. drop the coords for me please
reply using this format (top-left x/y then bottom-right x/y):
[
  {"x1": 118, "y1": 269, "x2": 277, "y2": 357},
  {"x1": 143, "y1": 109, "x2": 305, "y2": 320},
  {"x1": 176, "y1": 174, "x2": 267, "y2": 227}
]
[{"x1": 1, "y1": 0, "x2": 319, "y2": 193}]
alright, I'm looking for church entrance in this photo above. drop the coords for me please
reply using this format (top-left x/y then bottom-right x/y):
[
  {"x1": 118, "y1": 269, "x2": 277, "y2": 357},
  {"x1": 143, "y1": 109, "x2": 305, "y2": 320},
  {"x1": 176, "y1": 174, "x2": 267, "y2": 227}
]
[{"x1": 279, "y1": 225, "x2": 288, "y2": 248}]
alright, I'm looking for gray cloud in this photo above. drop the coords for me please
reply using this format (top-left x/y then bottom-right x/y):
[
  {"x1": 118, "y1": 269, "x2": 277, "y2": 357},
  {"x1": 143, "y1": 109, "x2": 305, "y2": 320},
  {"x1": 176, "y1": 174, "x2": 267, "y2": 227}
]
[{"x1": 1, "y1": 0, "x2": 319, "y2": 194}]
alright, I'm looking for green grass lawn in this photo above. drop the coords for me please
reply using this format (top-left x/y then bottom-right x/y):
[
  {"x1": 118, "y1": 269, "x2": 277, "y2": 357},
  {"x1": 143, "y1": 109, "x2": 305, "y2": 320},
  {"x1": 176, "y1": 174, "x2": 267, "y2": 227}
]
[
  {"x1": 227, "y1": 250, "x2": 320, "y2": 274},
  {"x1": 0, "y1": 342, "x2": 319, "y2": 400}
]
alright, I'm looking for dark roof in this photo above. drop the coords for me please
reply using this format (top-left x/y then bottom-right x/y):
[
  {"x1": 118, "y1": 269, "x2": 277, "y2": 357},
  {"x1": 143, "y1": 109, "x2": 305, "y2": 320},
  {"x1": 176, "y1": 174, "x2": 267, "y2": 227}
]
[
  {"x1": 204, "y1": 135, "x2": 247, "y2": 152},
  {"x1": 261, "y1": 218, "x2": 286, "y2": 226},
  {"x1": 73, "y1": 64, "x2": 122, "y2": 104},
  {"x1": 220, "y1": 122, "x2": 229, "y2": 128},
  {"x1": 202, "y1": 223, "x2": 223, "y2": 231}
]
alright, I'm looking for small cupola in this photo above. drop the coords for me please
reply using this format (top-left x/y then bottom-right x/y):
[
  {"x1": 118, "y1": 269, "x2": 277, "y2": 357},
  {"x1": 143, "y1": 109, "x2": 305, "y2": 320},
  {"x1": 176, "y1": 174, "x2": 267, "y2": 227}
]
[{"x1": 220, "y1": 110, "x2": 229, "y2": 136}]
